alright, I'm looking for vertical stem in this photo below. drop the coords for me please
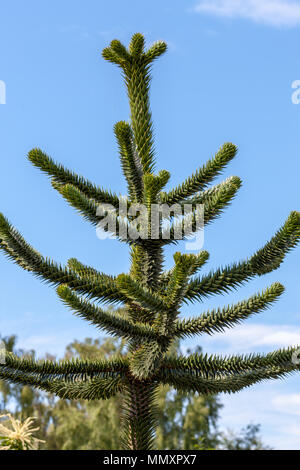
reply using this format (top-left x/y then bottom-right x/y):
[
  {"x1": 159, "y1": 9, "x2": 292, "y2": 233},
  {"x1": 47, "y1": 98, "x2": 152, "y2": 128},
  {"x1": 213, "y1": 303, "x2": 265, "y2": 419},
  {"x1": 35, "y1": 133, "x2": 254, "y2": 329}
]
[
  {"x1": 121, "y1": 379, "x2": 158, "y2": 450},
  {"x1": 126, "y1": 59, "x2": 155, "y2": 174},
  {"x1": 125, "y1": 224, "x2": 163, "y2": 449}
]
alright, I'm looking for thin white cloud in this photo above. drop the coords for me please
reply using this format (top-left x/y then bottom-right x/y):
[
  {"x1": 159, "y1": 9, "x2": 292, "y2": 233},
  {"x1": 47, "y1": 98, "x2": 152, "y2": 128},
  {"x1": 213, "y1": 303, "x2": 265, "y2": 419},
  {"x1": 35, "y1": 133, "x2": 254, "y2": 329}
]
[
  {"x1": 189, "y1": 324, "x2": 300, "y2": 354},
  {"x1": 220, "y1": 388, "x2": 300, "y2": 449},
  {"x1": 17, "y1": 334, "x2": 73, "y2": 358},
  {"x1": 272, "y1": 394, "x2": 300, "y2": 415},
  {"x1": 60, "y1": 25, "x2": 92, "y2": 39},
  {"x1": 19, "y1": 335, "x2": 59, "y2": 349},
  {"x1": 194, "y1": 0, "x2": 300, "y2": 27},
  {"x1": 282, "y1": 424, "x2": 300, "y2": 437}
]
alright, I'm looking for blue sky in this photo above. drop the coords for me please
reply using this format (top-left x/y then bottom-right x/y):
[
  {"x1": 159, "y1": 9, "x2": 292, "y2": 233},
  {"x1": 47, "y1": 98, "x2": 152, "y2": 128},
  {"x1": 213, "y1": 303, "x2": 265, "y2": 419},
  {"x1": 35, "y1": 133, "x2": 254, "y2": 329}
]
[{"x1": 0, "y1": 0, "x2": 300, "y2": 449}]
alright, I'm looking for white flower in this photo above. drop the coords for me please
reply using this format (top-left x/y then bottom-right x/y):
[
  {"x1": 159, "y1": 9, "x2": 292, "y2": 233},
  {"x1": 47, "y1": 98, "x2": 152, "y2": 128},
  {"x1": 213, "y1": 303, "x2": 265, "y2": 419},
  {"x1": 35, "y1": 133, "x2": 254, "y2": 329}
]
[{"x1": 0, "y1": 414, "x2": 45, "y2": 450}]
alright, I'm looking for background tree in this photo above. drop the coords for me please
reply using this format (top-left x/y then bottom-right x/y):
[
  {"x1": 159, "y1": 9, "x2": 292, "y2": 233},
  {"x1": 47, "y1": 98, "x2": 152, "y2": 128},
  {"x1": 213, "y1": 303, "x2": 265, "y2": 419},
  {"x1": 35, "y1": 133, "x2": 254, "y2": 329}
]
[
  {"x1": 0, "y1": 336, "x2": 17, "y2": 410},
  {"x1": 0, "y1": 33, "x2": 299, "y2": 450},
  {"x1": 0, "y1": 334, "x2": 53, "y2": 446},
  {"x1": 219, "y1": 424, "x2": 271, "y2": 451}
]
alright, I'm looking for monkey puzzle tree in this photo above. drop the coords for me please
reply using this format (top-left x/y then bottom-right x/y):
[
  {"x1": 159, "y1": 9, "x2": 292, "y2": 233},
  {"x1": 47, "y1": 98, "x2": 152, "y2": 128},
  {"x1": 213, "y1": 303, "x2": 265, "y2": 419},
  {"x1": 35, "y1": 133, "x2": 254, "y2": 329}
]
[{"x1": 0, "y1": 33, "x2": 300, "y2": 450}]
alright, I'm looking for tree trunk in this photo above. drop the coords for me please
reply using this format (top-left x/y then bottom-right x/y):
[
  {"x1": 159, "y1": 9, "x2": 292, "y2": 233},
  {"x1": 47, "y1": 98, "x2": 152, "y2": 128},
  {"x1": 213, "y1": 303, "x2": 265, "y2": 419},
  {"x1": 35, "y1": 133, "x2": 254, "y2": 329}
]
[{"x1": 121, "y1": 379, "x2": 158, "y2": 450}]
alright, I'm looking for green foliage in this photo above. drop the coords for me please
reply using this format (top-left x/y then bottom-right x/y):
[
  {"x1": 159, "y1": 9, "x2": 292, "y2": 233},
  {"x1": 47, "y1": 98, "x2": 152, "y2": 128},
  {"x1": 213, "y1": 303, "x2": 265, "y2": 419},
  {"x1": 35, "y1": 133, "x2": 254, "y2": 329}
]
[
  {"x1": 0, "y1": 33, "x2": 299, "y2": 450},
  {"x1": 160, "y1": 143, "x2": 238, "y2": 204},
  {"x1": 28, "y1": 148, "x2": 120, "y2": 207},
  {"x1": 175, "y1": 283, "x2": 285, "y2": 337},
  {"x1": 0, "y1": 336, "x2": 271, "y2": 450}
]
